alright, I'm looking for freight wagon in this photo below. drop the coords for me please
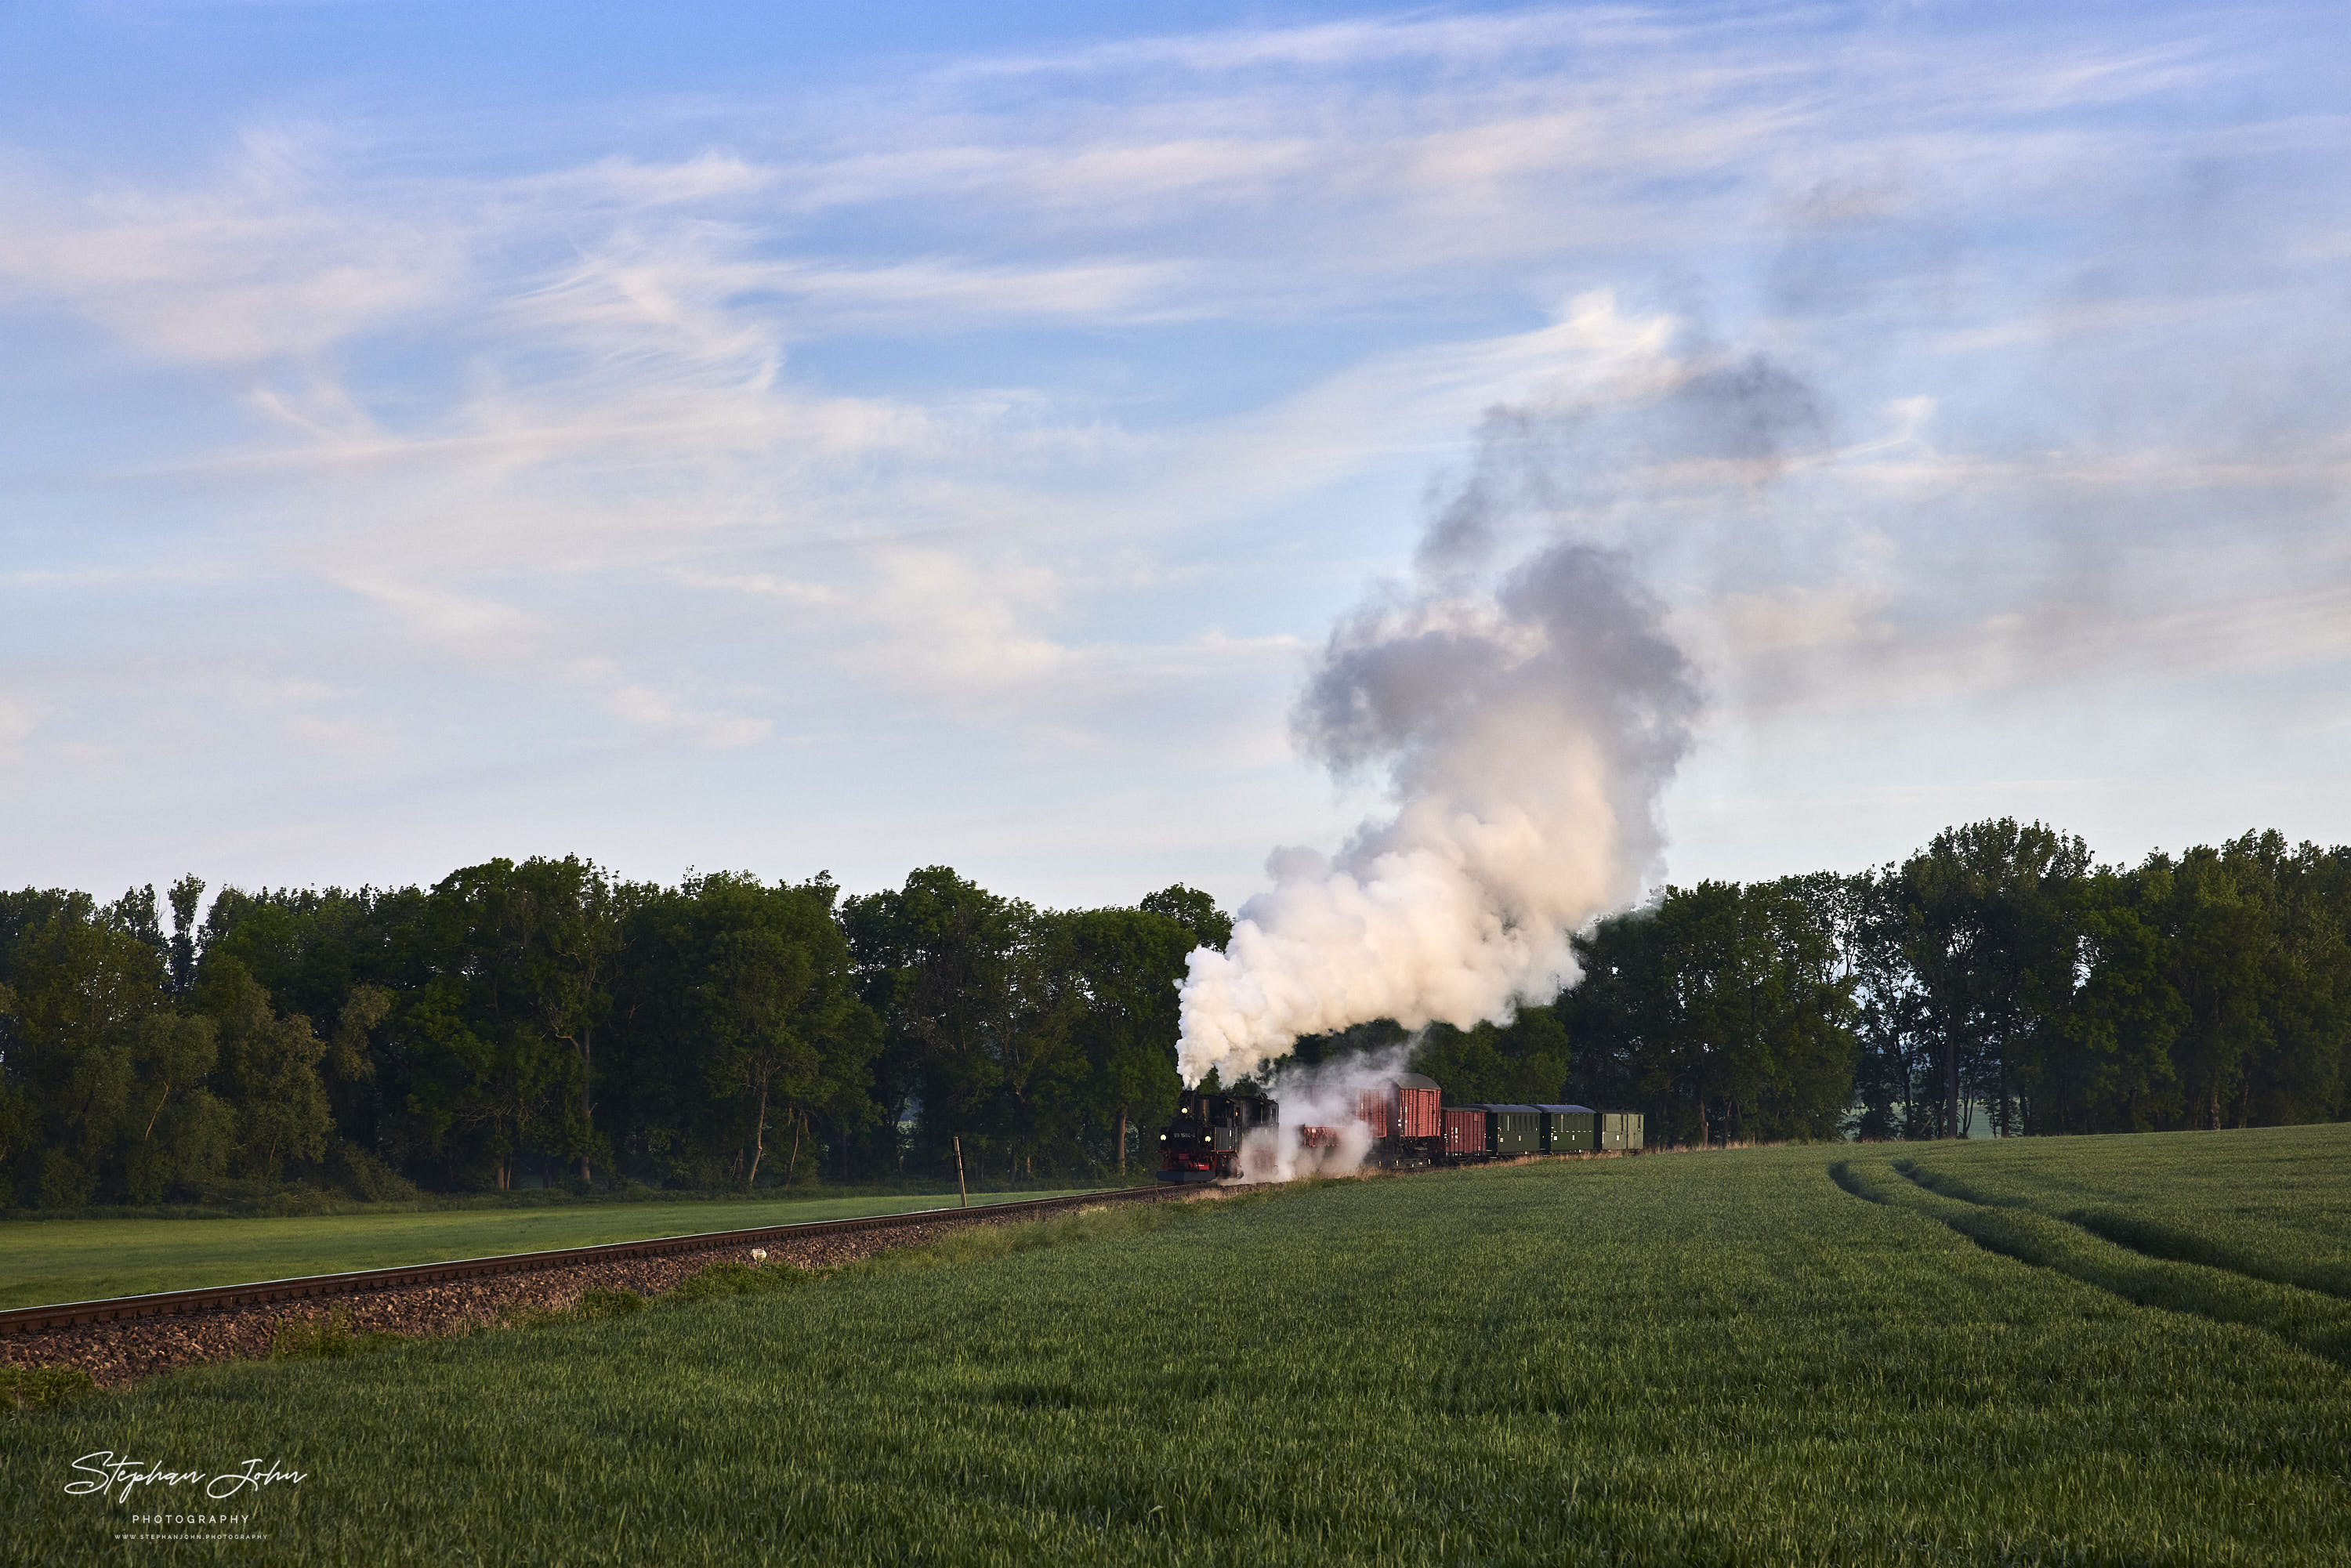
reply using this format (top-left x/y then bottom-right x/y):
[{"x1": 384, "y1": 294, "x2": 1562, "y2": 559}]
[
  {"x1": 1356, "y1": 1072, "x2": 1445, "y2": 1169},
  {"x1": 1442, "y1": 1105, "x2": 1487, "y2": 1159}
]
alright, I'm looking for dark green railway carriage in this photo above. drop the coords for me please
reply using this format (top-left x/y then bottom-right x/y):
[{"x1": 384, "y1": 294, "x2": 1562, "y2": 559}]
[
  {"x1": 1535, "y1": 1103, "x2": 1596, "y2": 1153},
  {"x1": 1598, "y1": 1111, "x2": 1646, "y2": 1151},
  {"x1": 1494, "y1": 1105, "x2": 1544, "y2": 1157}
]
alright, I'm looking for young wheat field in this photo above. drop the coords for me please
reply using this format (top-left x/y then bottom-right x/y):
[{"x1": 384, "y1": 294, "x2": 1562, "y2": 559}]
[{"x1": 5, "y1": 1128, "x2": 2347, "y2": 1565}]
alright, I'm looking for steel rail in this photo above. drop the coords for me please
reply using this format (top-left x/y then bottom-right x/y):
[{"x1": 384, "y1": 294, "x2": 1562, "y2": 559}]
[{"x1": 0, "y1": 1186, "x2": 1168, "y2": 1337}]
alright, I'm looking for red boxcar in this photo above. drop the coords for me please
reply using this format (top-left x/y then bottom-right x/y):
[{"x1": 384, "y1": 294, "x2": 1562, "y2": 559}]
[
  {"x1": 1397, "y1": 1080, "x2": 1441, "y2": 1139},
  {"x1": 1351, "y1": 1077, "x2": 1441, "y2": 1139},
  {"x1": 1443, "y1": 1106, "x2": 1490, "y2": 1157}
]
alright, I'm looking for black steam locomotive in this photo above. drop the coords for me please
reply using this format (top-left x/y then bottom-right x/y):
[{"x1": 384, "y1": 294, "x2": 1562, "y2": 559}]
[
  {"x1": 1156, "y1": 1073, "x2": 1643, "y2": 1183},
  {"x1": 1155, "y1": 1088, "x2": 1281, "y2": 1182}
]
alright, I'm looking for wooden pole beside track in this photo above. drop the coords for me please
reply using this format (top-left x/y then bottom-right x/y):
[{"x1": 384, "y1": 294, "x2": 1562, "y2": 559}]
[{"x1": 954, "y1": 1136, "x2": 969, "y2": 1208}]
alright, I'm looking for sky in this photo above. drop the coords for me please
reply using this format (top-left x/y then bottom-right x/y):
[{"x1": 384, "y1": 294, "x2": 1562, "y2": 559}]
[{"x1": 1, "y1": 0, "x2": 2346, "y2": 916}]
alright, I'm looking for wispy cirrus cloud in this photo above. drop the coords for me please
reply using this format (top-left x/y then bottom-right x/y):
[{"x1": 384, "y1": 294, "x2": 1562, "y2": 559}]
[{"x1": 0, "y1": 128, "x2": 466, "y2": 363}]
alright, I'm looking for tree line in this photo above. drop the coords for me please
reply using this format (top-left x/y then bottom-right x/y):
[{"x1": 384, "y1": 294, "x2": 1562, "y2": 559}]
[
  {"x1": 2, "y1": 819, "x2": 2346, "y2": 1206},
  {"x1": 1558, "y1": 820, "x2": 2351, "y2": 1145},
  {"x1": 0, "y1": 860, "x2": 1226, "y2": 1208}
]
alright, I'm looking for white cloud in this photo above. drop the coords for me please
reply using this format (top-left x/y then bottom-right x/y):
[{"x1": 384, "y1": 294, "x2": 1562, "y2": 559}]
[
  {"x1": 327, "y1": 575, "x2": 540, "y2": 656},
  {"x1": 0, "y1": 128, "x2": 465, "y2": 363},
  {"x1": 0, "y1": 697, "x2": 39, "y2": 751},
  {"x1": 285, "y1": 712, "x2": 399, "y2": 765},
  {"x1": 607, "y1": 684, "x2": 771, "y2": 751}
]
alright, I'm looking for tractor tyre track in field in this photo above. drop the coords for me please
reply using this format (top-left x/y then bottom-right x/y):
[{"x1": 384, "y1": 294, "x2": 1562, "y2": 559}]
[
  {"x1": 1889, "y1": 1157, "x2": 2351, "y2": 1304},
  {"x1": 1830, "y1": 1156, "x2": 2351, "y2": 1374},
  {"x1": 1892, "y1": 1158, "x2": 2351, "y2": 1301}
]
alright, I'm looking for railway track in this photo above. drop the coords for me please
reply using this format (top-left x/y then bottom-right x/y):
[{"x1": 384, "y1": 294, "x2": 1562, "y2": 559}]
[{"x1": 0, "y1": 1185, "x2": 1172, "y2": 1338}]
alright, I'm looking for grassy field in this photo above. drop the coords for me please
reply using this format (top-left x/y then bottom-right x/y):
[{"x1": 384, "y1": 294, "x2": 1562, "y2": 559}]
[
  {"x1": 5, "y1": 1131, "x2": 2349, "y2": 1565},
  {"x1": 0, "y1": 1190, "x2": 1090, "y2": 1309}
]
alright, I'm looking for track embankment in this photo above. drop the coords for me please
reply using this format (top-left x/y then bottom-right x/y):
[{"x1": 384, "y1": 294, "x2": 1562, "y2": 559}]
[{"x1": 2, "y1": 1186, "x2": 1181, "y2": 1388}]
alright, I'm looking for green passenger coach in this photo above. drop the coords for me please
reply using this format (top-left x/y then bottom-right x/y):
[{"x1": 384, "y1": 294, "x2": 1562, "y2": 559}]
[
  {"x1": 1536, "y1": 1104, "x2": 1596, "y2": 1153},
  {"x1": 1480, "y1": 1105, "x2": 1545, "y2": 1157},
  {"x1": 1598, "y1": 1111, "x2": 1645, "y2": 1151}
]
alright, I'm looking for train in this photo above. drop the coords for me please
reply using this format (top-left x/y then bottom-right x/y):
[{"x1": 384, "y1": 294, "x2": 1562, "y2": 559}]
[{"x1": 1156, "y1": 1071, "x2": 1644, "y2": 1183}]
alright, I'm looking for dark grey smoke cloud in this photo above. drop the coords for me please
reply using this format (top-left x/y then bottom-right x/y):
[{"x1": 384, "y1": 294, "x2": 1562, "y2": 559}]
[{"x1": 1176, "y1": 393, "x2": 1704, "y2": 1084}]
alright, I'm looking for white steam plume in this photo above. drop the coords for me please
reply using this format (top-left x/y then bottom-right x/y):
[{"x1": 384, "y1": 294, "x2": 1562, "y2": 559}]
[
  {"x1": 1233, "y1": 1048, "x2": 1413, "y2": 1183},
  {"x1": 1176, "y1": 477, "x2": 1701, "y2": 1088}
]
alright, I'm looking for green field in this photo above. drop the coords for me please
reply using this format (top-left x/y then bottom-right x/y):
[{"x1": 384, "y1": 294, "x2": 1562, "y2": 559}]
[
  {"x1": 5, "y1": 1130, "x2": 2349, "y2": 1565},
  {"x1": 0, "y1": 1190, "x2": 1089, "y2": 1310}
]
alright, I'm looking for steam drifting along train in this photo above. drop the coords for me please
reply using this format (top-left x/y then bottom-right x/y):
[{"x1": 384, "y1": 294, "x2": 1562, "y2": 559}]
[{"x1": 1156, "y1": 1072, "x2": 1645, "y2": 1183}]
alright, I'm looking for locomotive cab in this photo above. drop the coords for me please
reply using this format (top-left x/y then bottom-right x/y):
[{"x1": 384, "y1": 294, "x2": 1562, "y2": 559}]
[{"x1": 1155, "y1": 1089, "x2": 1277, "y2": 1183}]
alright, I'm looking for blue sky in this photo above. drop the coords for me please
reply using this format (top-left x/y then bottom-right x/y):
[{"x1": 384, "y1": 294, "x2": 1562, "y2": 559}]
[{"x1": 2, "y1": 1, "x2": 2346, "y2": 913}]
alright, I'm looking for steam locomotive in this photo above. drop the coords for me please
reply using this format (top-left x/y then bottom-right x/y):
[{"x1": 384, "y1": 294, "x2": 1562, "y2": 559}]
[{"x1": 1156, "y1": 1072, "x2": 1644, "y2": 1183}]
